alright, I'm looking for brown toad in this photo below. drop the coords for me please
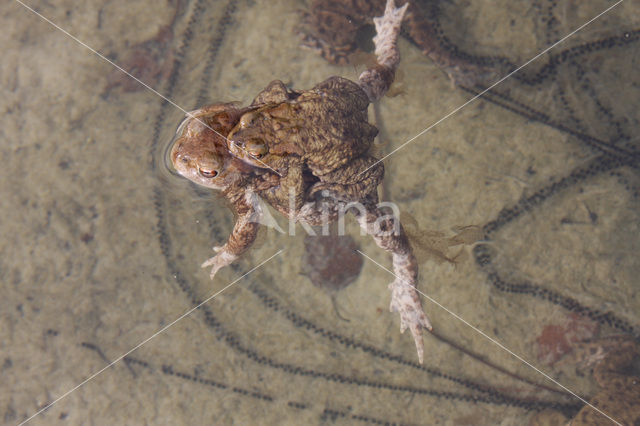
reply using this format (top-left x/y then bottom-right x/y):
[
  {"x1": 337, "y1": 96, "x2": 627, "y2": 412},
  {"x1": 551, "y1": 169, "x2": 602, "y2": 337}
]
[
  {"x1": 226, "y1": 0, "x2": 407, "y2": 207},
  {"x1": 300, "y1": 0, "x2": 496, "y2": 86},
  {"x1": 170, "y1": 102, "x2": 282, "y2": 278},
  {"x1": 570, "y1": 336, "x2": 640, "y2": 426},
  {"x1": 530, "y1": 336, "x2": 640, "y2": 426},
  {"x1": 227, "y1": 77, "x2": 383, "y2": 208},
  {"x1": 170, "y1": 0, "x2": 432, "y2": 363}
]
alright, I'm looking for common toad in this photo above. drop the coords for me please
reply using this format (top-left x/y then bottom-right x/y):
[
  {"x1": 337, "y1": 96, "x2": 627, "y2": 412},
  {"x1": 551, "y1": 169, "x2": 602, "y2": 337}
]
[
  {"x1": 300, "y1": 0, "x2": 496, "y2": 86},
  {"x1": 570, "y1": 336, "x2": 640, "y2": 426},
  {"x1": 226, "y1": 77, "x2": 383, "y2": 208},
  {"x1": 226, "y1": 0, "x2": 409, "y2": 206},
  {"x1": 170, "y1": 103, "x2": 282, "y2": 278},
  {"x1": 170, "y1": 0, "x2": 431, "y2": 363},
  {"x1": 530, "y1": 336, "x2": 640, "y2": 426}
]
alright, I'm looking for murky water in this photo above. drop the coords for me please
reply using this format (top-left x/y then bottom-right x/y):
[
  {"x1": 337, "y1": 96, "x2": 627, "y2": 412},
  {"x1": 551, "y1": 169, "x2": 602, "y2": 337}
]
[{"x1": 2, "y1": 0, "x2": 639, "y2": 424}]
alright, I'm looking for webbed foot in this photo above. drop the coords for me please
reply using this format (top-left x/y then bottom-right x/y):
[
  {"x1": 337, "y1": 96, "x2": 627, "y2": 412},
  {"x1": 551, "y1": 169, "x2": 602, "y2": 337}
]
[
  {"x1": 372, "y1": 0, "x2": 409, "y2": 67},
  {"x1": 389, "y1": 278, "x2": 432, "y2": 364},
  {"x1": 358, "y1": 0, "x2": 408, "y2": 102}
]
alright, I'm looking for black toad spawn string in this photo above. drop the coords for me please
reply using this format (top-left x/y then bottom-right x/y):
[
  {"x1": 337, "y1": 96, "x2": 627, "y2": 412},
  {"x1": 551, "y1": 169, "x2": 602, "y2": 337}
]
[{"x1": 16, "y1": 0, "x2": 639, "y2": 423}]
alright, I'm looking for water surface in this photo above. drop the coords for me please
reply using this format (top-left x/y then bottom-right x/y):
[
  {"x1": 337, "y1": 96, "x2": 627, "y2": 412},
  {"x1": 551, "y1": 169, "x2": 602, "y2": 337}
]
[{"x1": 2, "y1": 0, "x2": 639, "y2": 424}]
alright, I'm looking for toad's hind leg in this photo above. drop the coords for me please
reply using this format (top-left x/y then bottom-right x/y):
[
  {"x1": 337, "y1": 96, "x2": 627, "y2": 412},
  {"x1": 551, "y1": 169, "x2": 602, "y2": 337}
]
[
  {"x1": 353, "y1": 198, "x2": 431, "y2": 364},
  {"x1": 358, "y1": 0, "x2": 408, "y2": 102}
]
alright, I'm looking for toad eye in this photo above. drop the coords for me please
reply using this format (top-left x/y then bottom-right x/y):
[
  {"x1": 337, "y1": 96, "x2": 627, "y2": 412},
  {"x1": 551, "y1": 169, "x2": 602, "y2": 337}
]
[
  {"x1": 246, "y1": 139, "x2": 268, "y2": 159},
  {"x1": 198, "y1": 168, "x2": 218, "y2": 178},
  {"x1": 239, "y1": 111, "x2": 258, "y2": 128}
]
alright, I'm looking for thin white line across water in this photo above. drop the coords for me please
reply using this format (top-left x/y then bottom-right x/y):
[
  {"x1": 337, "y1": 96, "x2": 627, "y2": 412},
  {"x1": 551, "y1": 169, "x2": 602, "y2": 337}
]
[
  {"x1": 18, "y1": 250, "x2": 284, "y2": 425},
  {"x1": 11, "y1": 0, "x2": 627, "y2": 424},
  {"x1": 356, "y1": 249, "x2": 622, "y2": 426},
  {"x1": 12, "y1": 0, "x2": 282, "y2": 176},
  {"x1": 358, "y1": 0, "x2": 626, "y2": 176}
]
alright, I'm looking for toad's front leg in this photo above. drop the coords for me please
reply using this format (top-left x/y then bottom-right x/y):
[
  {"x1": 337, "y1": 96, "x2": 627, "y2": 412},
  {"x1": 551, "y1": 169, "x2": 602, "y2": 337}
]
[
  {"x1": 202, "y1": 191, "x2": 263, "y2": 279},
  {"x1": 261, "y1": 160, "x2": 307, "y2": 216}
]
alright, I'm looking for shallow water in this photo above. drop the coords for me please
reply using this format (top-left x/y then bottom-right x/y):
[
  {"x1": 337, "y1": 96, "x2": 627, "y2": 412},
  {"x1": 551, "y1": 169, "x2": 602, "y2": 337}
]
[{"x1": 2, "y1": 0, "x2": 639, "y2": 424}]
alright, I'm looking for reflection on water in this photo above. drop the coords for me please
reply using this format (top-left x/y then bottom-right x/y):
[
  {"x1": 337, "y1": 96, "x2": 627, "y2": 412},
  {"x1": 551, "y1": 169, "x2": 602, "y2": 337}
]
[{"x1": 2, "y1": 0, "x2": 639, "y2": 424}]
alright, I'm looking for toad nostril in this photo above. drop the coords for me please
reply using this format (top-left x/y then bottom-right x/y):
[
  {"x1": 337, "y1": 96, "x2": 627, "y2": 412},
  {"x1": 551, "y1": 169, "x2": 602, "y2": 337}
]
[{"x1": 231, "y1": 139, "x2": 245, "y2": 149}]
